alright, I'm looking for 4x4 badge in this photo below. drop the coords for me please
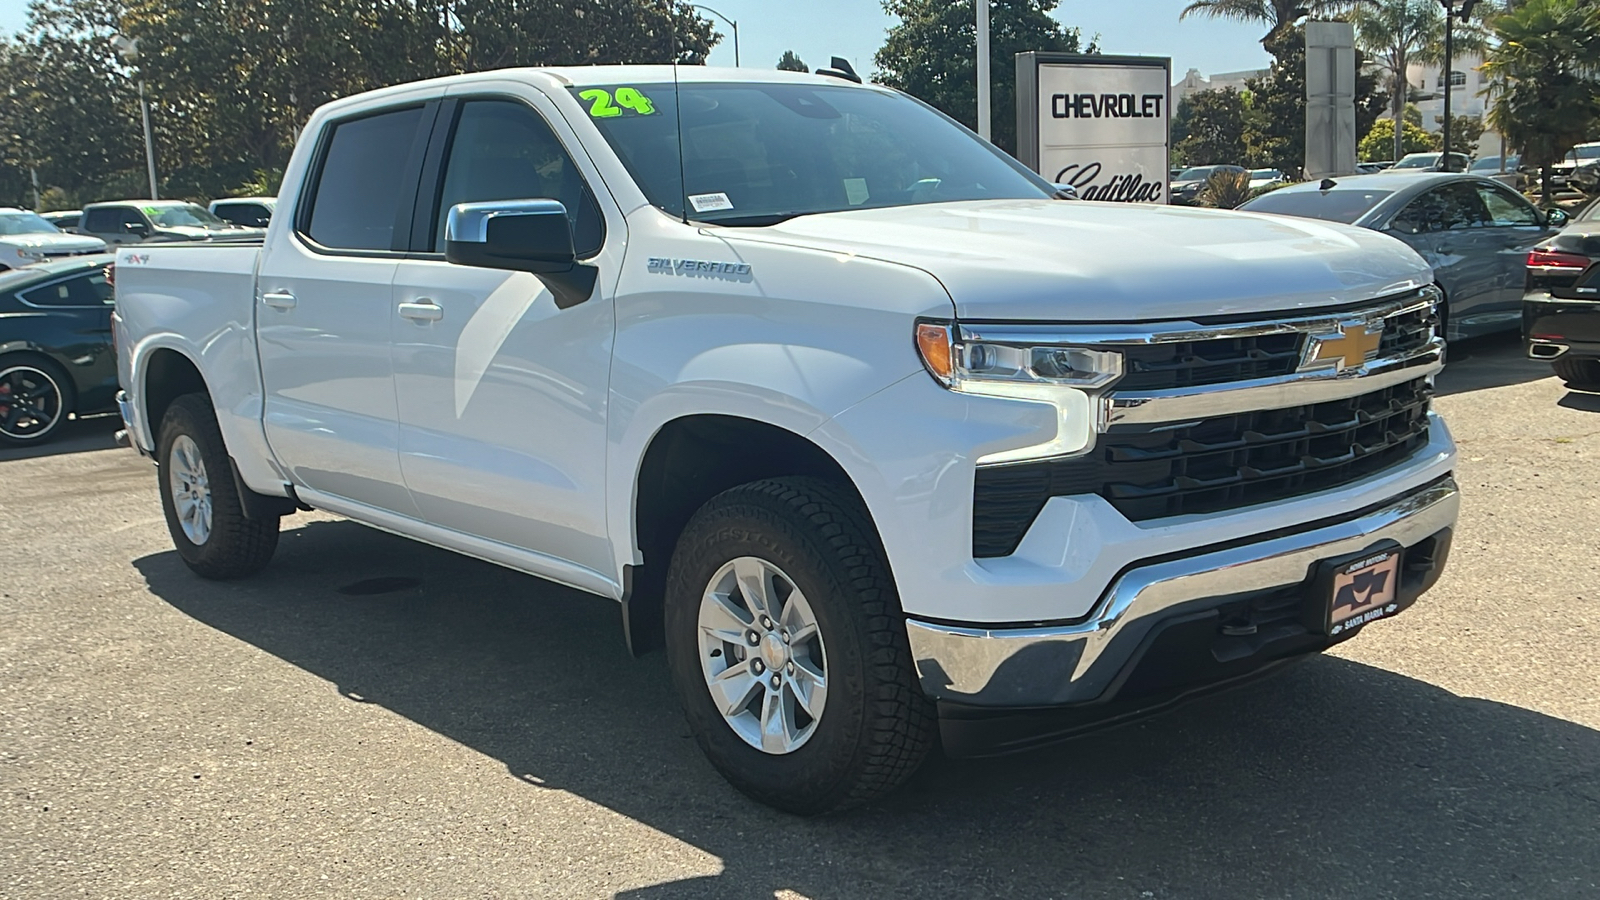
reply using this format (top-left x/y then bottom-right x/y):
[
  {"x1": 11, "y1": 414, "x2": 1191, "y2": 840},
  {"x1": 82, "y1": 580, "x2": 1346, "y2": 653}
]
[{"x1": 1303, "y1": 321, "x2": 1382, "y2": 372}]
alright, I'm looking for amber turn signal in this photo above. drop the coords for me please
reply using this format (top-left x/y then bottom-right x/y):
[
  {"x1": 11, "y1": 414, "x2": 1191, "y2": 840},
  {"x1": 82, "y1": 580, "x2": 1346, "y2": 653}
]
[{"x1": 916, "y1": 322, "x2": 954, "y2": 385}]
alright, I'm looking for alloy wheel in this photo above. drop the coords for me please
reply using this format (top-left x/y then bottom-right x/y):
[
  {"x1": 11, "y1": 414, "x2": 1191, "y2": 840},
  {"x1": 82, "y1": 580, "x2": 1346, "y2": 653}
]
[
  {"x1": 168, "y1": 434, "x2": 213, "y2": 545},
  {"x1": 0, "y1": 365, "x2": 64, "y2": 442}
]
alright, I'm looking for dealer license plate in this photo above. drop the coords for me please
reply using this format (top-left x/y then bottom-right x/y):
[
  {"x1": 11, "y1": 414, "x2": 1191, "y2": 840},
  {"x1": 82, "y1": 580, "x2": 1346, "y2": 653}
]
[{"x1": 1327, "y1": 550, "x2": 1402, "y2": 635}]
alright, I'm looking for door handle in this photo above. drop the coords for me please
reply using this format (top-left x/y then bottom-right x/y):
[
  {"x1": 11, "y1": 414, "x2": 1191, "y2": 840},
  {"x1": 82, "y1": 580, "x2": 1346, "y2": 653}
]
[
  {"x1": 398, "y1": 299, "x2": 444, "y2": 322},
  {"x1": 262, "y1": 291, "x2": 297, "y2": 310}
]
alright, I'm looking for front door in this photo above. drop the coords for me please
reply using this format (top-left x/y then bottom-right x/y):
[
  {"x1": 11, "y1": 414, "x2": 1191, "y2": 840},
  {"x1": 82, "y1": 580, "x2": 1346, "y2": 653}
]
[
  {"x1": 1389, "y1": 182, "x2": 1505, "y2": 337},
  {"x1": 1472, "y1": 180, "x2": 1555, "y2": 312},
  {"x1": 257, "y1": 99, "x2": 436, "y2": 515},
  {"x1": 390, "y1": 91, "x2": 620, "y2": 575}
]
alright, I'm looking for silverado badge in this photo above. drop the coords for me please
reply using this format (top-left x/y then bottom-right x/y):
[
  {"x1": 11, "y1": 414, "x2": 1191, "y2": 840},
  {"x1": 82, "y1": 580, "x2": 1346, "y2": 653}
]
[{"x1": 1303, "y1": 321, "x2": 1383, "y2": 372}]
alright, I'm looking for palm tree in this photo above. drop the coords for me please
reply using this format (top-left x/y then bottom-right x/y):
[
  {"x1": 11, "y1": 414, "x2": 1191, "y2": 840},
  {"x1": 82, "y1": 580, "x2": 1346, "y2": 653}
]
[
  {"x1": 1179, "y1": 0, "x2": 1371, "y2": 43},
  {"x1": 1353, "y1": 0, "x2": 1489, "y2": 162}
]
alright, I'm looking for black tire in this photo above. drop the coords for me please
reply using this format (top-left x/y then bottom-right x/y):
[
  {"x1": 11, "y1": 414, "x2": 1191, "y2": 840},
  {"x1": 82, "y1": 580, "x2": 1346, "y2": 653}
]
[
  {"x1": 663, "y1": 477, "x2": 936, "y2": 815},
  {"x1": 156, "y1": 393, "x2": 279, "y2": 578},
  {"x1": 1552, "y1": 356, "x2": 1600, "y2": 390},
  {"x1": 0, "y1": 353, "x2": 75, "y2": 446}
]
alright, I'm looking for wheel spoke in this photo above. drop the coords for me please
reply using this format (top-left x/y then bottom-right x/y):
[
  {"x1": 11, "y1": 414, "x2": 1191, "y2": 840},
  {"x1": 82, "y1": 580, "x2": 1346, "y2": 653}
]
[
  {"x1": 708, "y1": 659, "x2": 762, "y2": 717},
  {"x1": 787, "y1": 658, "x2": 827, "y2": 720},
  {"x1": 759, "y1": 684, "x2": 792, "y2": 754},
  {"x1": 733, "y1": 557, "x2": 776, "y2": 622},
  {"x1": 779, "y1": 588, "x2": 817, "y2": 643},
  {"x1": 700, "y1": 591, "x2": 753, "y2": 645}
]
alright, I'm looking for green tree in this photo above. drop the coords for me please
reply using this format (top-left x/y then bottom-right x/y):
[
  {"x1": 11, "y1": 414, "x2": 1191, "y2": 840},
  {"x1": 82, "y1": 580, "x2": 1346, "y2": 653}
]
[
  {"x1": 1353, "y1": 0, "x2": 1487, "y2": 162},
  {"x1": 1172, "y1": 89, "x2": 1251, "y2": 167},
  {"x1": 875, "y1": 0, "x2": 1094, "y2": 157},
  {"x1": 1482, "y1": 0, "x2": 1600, "y2": 200},
  {"x1": 1243, "y1": 27, "x2": 1388, "y2": 176},
  {"x1": 777, "y1": 50, "x2": 808, "y2": 72},
  {"x1": 1433, "y1": 113, "x2": 1484, "y2": 155},
  {"x1": 1179, "y1": 0, "x2": 1373, "y2": 43},
  {"x1": 1358, "y1": 117, "x2": 1433, "y2": 159}
]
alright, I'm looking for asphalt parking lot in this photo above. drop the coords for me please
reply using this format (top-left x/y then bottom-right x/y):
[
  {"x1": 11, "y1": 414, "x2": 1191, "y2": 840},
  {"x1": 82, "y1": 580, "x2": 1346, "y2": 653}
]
[{"x1": 3, "y1": 333, "x2": 1597, "y2": 900}]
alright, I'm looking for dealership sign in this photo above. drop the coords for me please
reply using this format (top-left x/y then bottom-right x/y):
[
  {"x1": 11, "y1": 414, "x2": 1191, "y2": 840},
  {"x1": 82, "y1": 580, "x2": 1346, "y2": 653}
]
[{"x1": 1015, "y1": 53, "x2": 1171, "y2": 204}]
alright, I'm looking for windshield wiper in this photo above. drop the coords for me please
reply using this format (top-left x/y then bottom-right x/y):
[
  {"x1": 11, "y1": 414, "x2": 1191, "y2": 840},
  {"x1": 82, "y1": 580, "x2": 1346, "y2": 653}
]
[{"x1": 696, "y1": 212, "x2": 812, "y2": 227}]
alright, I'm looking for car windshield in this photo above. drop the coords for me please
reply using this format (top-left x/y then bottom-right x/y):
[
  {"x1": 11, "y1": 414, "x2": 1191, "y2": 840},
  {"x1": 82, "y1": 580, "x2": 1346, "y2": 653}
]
[
  {"x1": 1572, "y1": 145, "x2": 1600, "y2": 161},
  {"x1": 1393, "y1": 155, "x2": 1439, "y2": 169},
  {"x1": 1176, "y1": 167, "x2": 1216, "y2": 180},
  {"x1": 0, "y1": 211, "x2": 62, "y2": 235},
  {"x1": 1250, "y1": 169, "x2": 1280, "y2": 179},
  {"x1": 146, "y1": 204, "x2": 227, "y2": 228},
  {"x1": 1470, "y1": 156, "x2": 1517, "y2": 171},
  {"x1": 573, "y1": 82, "x2": 1054, "y2": 225},
  {"x1": 1240, "y1": 188, "x2": 1394, "y2": 224}
]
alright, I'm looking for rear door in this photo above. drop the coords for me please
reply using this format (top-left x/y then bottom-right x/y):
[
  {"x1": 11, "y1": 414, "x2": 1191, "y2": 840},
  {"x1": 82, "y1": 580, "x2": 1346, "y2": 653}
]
[
  {"x1": 256, "y1": 95, "x2": 439, "y2": 514},
  {"x1": 1473, "y1": 180, "x2": 1555, "y2": 314},
  {"x1": 388, "y1": 87, "x2": 621, "y2": 576}
]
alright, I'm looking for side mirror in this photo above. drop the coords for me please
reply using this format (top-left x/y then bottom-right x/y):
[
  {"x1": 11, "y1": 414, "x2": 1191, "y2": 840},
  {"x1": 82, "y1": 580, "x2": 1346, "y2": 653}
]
[
  {"x1": 445, "y1": 199, "x2": 596, "y2": 309},
  {"x1": 124, "y1": 221, "x2": 149, "y2": 237},
  {"x1": 1052, "y1": 183, "x2": 1081, "y2": 200},
  {"x1": 1545, "y1": 208, "x2": 1570, "y2": 228}
]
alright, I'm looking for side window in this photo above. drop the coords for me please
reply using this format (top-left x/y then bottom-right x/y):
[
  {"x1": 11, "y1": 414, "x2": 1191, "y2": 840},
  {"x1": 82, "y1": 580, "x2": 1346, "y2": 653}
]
[
  {"x1": 1476, "y1": 184, "x2": 1539, "y2": 227},
  {"x1": 431, "y1": 99, "x2": 604, "y2": 257},
  {"x1": 81, "y1": 209, "x2": 117, "y2": 233},
  {"x1": 1391, "y1": 184, "x2": 1489, "y2": 234},
  {"x1": 304, "y1": 106, "x2": 427, "y2": 251},
  {"x1": 20, "y1": 270, "x2": 113, "y2": 307},
  {"x1": 116, "y1": 208, "x2": 148, "y2": 231}
]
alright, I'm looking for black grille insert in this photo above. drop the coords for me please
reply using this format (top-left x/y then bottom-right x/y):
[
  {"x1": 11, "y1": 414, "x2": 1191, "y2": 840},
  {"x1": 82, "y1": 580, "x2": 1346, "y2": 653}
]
[{"x1": 972, "y1": 378, "x2": 1434, "y2": 558}]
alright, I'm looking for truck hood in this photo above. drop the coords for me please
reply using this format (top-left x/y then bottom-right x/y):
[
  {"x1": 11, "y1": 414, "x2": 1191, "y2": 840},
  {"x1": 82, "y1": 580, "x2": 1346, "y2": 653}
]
[
  {"x1": 3, "y1": 232, "x2": 107, "y2": 254},
  {"x1": 721, "y1": 199, "x2": 1433, "y2": 321}
]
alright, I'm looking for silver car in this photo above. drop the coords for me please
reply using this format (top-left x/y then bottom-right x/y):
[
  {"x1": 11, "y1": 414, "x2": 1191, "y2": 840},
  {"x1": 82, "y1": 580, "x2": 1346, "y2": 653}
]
[{"x1": 1239, "y1": 172, "x2": 1564, "y2": 339}]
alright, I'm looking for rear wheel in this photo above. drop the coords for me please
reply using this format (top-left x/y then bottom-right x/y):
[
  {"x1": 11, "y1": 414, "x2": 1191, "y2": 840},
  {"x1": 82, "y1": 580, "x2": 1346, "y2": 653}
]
[
  {"x1": 1553, "y1": 357, "x2": 1600, "y2": 390},
  {"x1": 157, "y1": 393, "x2": 279, "y2": 578},
  {"x1": 664, "y1": 477, "x2": 936, "y2": 815},
  {"x1": 0, "y1": 356, "x2": 74, "y2": 446}
]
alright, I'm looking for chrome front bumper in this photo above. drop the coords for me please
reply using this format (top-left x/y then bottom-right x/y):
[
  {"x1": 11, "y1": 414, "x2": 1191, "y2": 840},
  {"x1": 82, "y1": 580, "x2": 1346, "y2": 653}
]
[{"x1": 906, "y1": 476, "x2": 1459, "y2": 708}]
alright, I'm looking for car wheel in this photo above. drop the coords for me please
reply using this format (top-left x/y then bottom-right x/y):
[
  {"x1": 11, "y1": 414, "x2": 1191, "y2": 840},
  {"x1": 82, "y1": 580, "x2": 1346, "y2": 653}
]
[
  {"x1": 1552, "y1": 357, "x2": 1600, "y2": 390},
  {"x1": 0, "y1": 355, "x2": 75, "y2": 446},
  {"x1": 664, "y1": 477, "x2": 936, "y2": 815},
  {"x1": 156, "y1": 393, "x2": 279, "y2": 578}
]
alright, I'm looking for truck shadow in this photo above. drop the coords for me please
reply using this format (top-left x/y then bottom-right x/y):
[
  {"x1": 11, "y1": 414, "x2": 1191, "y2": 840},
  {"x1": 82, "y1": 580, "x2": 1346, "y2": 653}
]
[
  {"x1": 134, "y1": 519, "x2": 1600, "y2": 899},
  {"x1": 1434, "y1": 331, "x2": 1551, "y2": 396}
]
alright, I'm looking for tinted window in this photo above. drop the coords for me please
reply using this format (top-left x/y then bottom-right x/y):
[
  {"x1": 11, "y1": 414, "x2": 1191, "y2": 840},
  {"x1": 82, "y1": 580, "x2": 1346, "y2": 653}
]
[
  {"x1": 1475, "y1": 183, "x2": 1538, "y2": 227},
  {"x1": 19, "y1": 270, "x2": 112, "y2": 307},
  {"x1": 1240, "y1": 188, "x2": 1393, "y2": 224},
  {"x1": 306, "y1": 106, "x2": 426, "y2": 251},
  {"x1": 83, "y1": 207, "x2": 145, "y2": 234},
  {"x1": 214, "y1": 203, "x2": 270, "y2": 228},
  {"x1": 574, "y1": 82, "x2": 1052, "y2": 224},
  {"x1": 432, "y1": 99, "x2": 603, "y2": 256},
  {"x1": 1390, "y1": 183, "x2": 1489, "y2": 234}
]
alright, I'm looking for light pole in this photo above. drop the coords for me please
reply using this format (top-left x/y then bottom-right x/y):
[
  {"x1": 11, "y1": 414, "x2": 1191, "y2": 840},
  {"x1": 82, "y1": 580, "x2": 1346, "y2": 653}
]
[
  {"x1": 977, "y1": 0, "x2": 991, "y2": 140},
  {"x1": 112, "y1": 34, "x2": 159, "y2": 200},
  {"x1": 691, "y1": 5, "x2": 738, "y2": 67},
  {"x1": 1436, "y1": 0, "x2": 1477, "y2": 171}
]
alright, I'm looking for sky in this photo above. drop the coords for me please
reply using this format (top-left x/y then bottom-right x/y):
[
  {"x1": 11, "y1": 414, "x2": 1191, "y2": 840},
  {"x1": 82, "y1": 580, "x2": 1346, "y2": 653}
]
[{"x1": 0, "y1": 0, "x2": 1274, "y2": 83}]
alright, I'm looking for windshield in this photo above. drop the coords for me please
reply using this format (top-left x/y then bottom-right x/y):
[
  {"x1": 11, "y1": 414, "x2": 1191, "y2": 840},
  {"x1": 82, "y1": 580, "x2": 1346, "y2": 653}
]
[
  {"x1": 572, "y1": 82, "x2": 1053, "y2": 225},
  {"x1": 1240, "y1": 188, "x2": 1394, "y2": 224},
  {"x1": 1176, "y1": 167, "x2": 1216, "y2": 181},
  {"x1": 1470, "y1": 156, "x2": 1518, "y2": 171},
  {"x1": 1250, "y1": 169, "x2": 1280, "y2": 179},
  {"x1": 146, "y1": 204, "x2": 227, "y2": 228},
  {"x1": 1573, "y1": 145, "x2": 1600, "y2": 161},
  {"x1": 0, "y1": 212, "x2": 62, "y2": 235},
  {"x1": 1393, "y1": 155, "x2": 1439, "y2": 169}
]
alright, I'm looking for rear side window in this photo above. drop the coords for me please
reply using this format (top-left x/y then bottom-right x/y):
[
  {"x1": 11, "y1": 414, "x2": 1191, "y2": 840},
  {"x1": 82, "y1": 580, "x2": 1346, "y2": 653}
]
[
  {"x1": 83, "y1": 207, "x2": 144, "y2": 234},
  {"x1": 20, "y1": 270, "x2": 113, "y2": 307},
  {"x1": 304, "y1": 106, "x2": 427, "y2": 251},
  {"x1": 215, "y1": 203, "x2": 270, "y2": 228},
  {"x1": 1241, "y1": 189, "x2": 1392, "y2": 224},
  {"x1": 1391, "y1": 183, "x2": 1490, "y2": 234}
]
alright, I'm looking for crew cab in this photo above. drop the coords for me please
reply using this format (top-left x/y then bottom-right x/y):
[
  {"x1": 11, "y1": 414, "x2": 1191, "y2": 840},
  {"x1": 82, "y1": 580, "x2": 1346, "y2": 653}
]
[
  {"x1": 113, "y1": 67, "x2": 1459, "y2": 814},
  {"x1": 79, "y1": 200, "x2": 263, "y2": 245}
]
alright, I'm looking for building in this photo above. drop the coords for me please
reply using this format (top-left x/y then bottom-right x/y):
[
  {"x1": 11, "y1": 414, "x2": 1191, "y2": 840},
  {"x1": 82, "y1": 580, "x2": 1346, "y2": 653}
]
[
  {"x1": 1172, "y1": 67, "x2": 1269, "y2": 104},
  {"x1": 1401, "y1": 53, "x2": 1506, "y2": 154}
]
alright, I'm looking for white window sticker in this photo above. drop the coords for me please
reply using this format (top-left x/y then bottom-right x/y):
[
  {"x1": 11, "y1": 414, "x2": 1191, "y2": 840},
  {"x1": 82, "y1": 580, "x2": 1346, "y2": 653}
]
[
  {"x1": 688, "y1": 192, "x2": 734, "y2": 213},
  {"x1": 843, "y1": 178, "x2": 870, "y2": 206}
]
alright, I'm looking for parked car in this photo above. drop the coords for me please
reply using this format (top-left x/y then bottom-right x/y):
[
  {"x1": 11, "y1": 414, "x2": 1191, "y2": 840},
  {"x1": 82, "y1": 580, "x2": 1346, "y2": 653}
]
[
  {"x1": 1523, "y1": 197, "x2": 1599, "y2": 388},
  {"x1": 1356, "y1": 162, "x2": 1389, "y2": 174},
  {"x1": 1390, "y1": 152, "x2": 1471, "y2": 173},
  {"x1": 0, "y1": 207, "x2": 107, "y2": 271},
  {"x1": 1169, "y1": 164, "x2": 1247, "y2": 204},
  {"x1": 1548, "y1": 142, "x2": 1600, "y2": 190},
  {"x1": 1469, "y1": 154, "x2": 1521, "y2": 174},
  {"x1": 0, "y1": 254, "x2": 118, "y2": 444},
  {"x1": 39, "y1": 210, "x2": 81, "y2": 230},
  {"x1": 208, "y1": 196, "x2": 276, "y2": 229},
  {"x1": 114, "y1": 66, "x2": 1459, "y2": 814},
  {"x1": 1240, "y1": 172, "x2": 1562, "y2": 338},
  {"x1": 78, "y1": 200, "x2": 264, "y2": 245},
  {"x1": 1248, "y1": 168, "x2": 1285, "y2": 191}
]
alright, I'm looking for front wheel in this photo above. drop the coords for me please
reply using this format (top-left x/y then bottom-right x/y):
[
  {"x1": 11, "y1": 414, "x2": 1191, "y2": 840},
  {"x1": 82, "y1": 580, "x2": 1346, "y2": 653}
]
[
  {"x1": 157, "y1": 393, "x2": 279, "y2": 578},
  {"x1": 664, "y1": 477, "x2": 936, "y2": 815}
]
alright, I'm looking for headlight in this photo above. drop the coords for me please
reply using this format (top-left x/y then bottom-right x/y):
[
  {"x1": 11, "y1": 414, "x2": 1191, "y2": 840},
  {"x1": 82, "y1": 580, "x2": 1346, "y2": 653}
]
[
  {"x1": 16, "y1": 247, "x2": 44, "y2": 260},
  {"x1": 915, "y1": 321, "x2": 1124, "y2": 464}
]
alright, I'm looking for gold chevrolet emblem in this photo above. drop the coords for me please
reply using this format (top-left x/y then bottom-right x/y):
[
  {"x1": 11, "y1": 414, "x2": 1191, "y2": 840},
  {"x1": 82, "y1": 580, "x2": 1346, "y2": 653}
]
[{"x1": 1305, "y1": 323, "x2": 1383, "y2": 371}]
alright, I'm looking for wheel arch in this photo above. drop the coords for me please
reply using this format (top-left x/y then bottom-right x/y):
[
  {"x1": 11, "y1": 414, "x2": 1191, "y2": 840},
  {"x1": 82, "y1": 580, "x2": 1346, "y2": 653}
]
[
  {"x1": 140, "y1": 346, "x2": 210, "y2": 442},
  {"x1": 621, "y1": 413, "x2": 880, "y2": 656}
]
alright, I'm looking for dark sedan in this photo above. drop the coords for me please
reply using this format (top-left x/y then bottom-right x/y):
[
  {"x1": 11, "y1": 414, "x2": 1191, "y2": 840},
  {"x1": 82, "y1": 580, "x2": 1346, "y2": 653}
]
[
  {"x1": 1239, "y1": 172, "x2": 1564, "y2": 339},
  {"x1": 0, "y1": 254, "x2": 118, "y2": 444},
  {"x1": 1523, "y1": 198, "x2": 1600, "y2": 389}
]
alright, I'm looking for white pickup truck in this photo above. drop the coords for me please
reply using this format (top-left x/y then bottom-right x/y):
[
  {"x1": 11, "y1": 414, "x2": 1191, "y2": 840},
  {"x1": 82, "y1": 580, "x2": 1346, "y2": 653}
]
[{"x1": 114, "y1": 66, "x2": 1459, "y2": 814}]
